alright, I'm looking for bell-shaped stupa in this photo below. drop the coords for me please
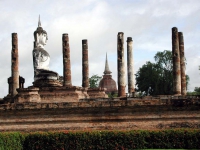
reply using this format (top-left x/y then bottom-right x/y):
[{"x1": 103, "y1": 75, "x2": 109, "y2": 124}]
[{"x1": 99, "y1": 53, "x2": 117, "y2": 94}]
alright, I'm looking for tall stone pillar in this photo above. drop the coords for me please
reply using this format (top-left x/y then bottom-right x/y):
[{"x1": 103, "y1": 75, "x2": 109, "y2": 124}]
[
  {"x1": 179, "y1": 32, "x2": 186, "y2": 95},
  {"x1": 8, "y1": 77, "x2": 12, "y2": 95},
  {"x1": 62, "y1": 34, "x2": 72, "y2": 86},
  {"x1": 11, "y1": 33, "x2": 19, "y2": 97},
  {"x1": 172, "y1": 27, "x2": 181, "y2": 95},
  {"x1": 127, "y1": 37, "x2": 135, "y2": 95},
  {"x1": 117, "y1": 32, "x2": 126, "y2": 97},
  {"x1": 82, "y1": 39, "x2": 89, "y2": 88}
]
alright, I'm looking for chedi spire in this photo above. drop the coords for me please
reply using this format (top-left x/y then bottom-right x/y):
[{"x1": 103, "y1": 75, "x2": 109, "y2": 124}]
[
  {"x1": 103, "y1": 53, "x2": 112, "y2": 75},
  {"x1": 38, "y1": 15, "x2": 41, "y2": 27},
  {"x1": 99, "y1": 53, "x2": 117, "y2": 94}
]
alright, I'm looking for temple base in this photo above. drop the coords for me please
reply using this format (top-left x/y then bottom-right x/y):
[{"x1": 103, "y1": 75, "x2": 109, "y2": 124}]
[
  {"x1": 33, "y1": 79, "x2": 62, "y2": 87},
  {"x1": 14, "y1": 86, "x2": 89, "y2": 103},
  {"x1": 33, "y1": 69, "x2": 62, "y2": 87},
  {"x1": 87, "y1": 88, "x2": 108, "y2": 98}
]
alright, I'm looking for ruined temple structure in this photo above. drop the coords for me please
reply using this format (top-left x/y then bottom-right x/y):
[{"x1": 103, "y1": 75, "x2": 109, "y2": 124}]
[
  {"x1": 33, "y1": 16, "x2": 62, "y2": 87},
  {"x1": 172, "y1": 27, "x2": 186, "y2": 96},
  {"x1": 127, "y1": 37, "x2": 135, "y2": 96},
  {"x1": 8, "y1": 76, "x2": 25, "y2": 96},
  {"x1": 99, "y1": 53, "x2": 117, "y2": 94},
  {"x1": 3, "y1": 33, "x2": 25, "y2": 103},
  {"x1": 0, "y1": 19, "x2": 199, "y2": 132},
  {"x1": 117, "y1": 32, "x2": 126, "y2": 97},
  {"x1": 82, "y1": 39, "x2": 89, "y2": 88},
  {"x1": 2, "y1": 17, "x2": 107, "y2": 104}
]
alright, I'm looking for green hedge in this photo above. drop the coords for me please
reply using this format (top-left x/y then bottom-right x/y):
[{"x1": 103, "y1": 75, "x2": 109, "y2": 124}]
[
  {"x1": 0, "y1": 132, "x2": 24, "y2": 150},
  {"x1": 0, "y1": 129, "x2": 200, "y2": 149}
]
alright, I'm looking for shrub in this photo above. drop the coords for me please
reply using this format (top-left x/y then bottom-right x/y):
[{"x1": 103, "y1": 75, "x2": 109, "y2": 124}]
[{"x1": 0, "y1": 129, "x2": 200, "y2": 149}]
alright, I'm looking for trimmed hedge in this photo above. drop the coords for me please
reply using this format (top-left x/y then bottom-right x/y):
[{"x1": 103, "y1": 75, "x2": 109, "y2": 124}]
[
  {"x1": 0, "y1": 132, "x2": 24, "y2": 150},
  {"x1": 0, "y1": 129, "x2": 199, "y2": 149}
]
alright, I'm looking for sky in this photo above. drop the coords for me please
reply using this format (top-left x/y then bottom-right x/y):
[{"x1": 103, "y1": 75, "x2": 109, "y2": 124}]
[{"x1": 0, "y1": 0, "x2": 200, "y2": 97}]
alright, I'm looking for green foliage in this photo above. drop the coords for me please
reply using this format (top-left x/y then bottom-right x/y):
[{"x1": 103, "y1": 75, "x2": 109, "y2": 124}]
[
  {"x1": 187, "y1": 87, "x2": 200, "y2": 95},
  {"x1": 107, "y1": 92, "x2": 118, "y2": 98},
  {"x1": 194, "y1": 87, "x2": 200, "y2": 93},
  {"x1": 0, "y1": 129, "x2": 200, "y2": 149},
  {"x1": 186, "y1": 75, "x2": 190, "y2": 90},
  {"x1": 0, "y1": 132, "x2": 24, "y2": 150},
  {"x1": 136, "y1": 50, "x2": 189, "y2": 96},
  {"x1": 136, "y1": 61, "x2": 165, "y2": 95},
  {"x1": 89, "y1": 74, "x2": 102, "y2": 88}
]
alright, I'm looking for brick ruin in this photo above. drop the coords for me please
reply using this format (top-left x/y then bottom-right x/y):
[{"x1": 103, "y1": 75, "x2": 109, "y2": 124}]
[
  {"x1": 117, "y1": 32, "x2": 126, "y2": 97},
  {"x1": 82, "y1": 39, "x2": 89, "y2": 88},
  {"x1": 0, "y1": 19, "x2": 199, "y2": 131},
  {"x1": 62, "y1": 33, "x2": 72, "y2": 87},
  {"x1": 99, "y1": 53, "x2": 117, "y2": 94},
  {"x1": 172, "y1": 27, "x2": 186, "y2": 95},
  {"x1": 127, "y1": 37, "x2": 135, "y2": 96}
]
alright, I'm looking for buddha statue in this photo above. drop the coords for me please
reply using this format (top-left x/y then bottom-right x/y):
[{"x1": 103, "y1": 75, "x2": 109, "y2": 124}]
[
  {"x1": 32, "y1": 16, "x2": 62, "y2": 86},
  {"x1": 33, "y1": 16, "x2": 50, "y2": 72}
]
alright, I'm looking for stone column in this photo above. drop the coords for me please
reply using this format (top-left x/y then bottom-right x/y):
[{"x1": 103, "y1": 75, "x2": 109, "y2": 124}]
[
  {"x1": 172, "y1": 27, "x2": 181, "y2": 95},
  {"x1": 62, "y1": 34, "x2": 72, "y2": 86},
  {"x1": 179, "y1": 32, "x2": 186, "y2": 95},
  {"x1": 117, "y1": 32, "x2": 126, "y2": 97},
  {"x1": 19, "y1": 76, "x2": 25, "y2": 88},
  {"x1": 11, "y1": 33, "x2": 19, "y2": 97},
  {"x1": 8, "y1": 77, "x2": 12, "y2": 95},
  {"x1": 82, "y1": 39, "x2": 89, "y2": 88},
  {"x1": 127, "y1": 37, "x2": 135, "y2": 95}
]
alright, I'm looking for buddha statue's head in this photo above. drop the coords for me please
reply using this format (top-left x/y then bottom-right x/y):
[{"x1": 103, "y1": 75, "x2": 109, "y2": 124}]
[{"x1": 33, "y1": 16, "x2": 48, "y2": 49}]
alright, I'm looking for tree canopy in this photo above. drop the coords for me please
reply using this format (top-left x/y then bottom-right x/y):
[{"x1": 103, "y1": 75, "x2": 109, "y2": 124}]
[
  {"x1": 135, "y1": 50, "x2": 189, "y2": 96},
  {"x1": 89, "y1": 74, "x2": 102, "y2": 88},
  {"x1": 187, "y1": 87, "x2": 200, "y2": 95}
]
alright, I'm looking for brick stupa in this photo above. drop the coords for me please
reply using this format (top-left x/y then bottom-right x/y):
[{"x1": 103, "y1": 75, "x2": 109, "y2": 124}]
[{"x1": 99, "y1": 53, "x2": 117, "y2": 94}]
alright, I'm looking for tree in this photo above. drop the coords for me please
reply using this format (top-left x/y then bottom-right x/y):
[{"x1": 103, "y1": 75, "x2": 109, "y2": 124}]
[
  {"x1": 187, "y1": 87, "x2": 200, "y2": 95},
  {"x1": 135, "y1": 50, "x2": 189, "y2": 96},
  {"x1": 194, "y1": 87, "x2": 200, "y2": 93},
  {"x1": 89, "y1": 74, "x2": 102, "y2": 88},
  {"x1": 107, "y1": 92, "x2": 118, "y2": 98},
  {"x1": 186, "y1": 75, "x2": 190, "y2": 90},
  {"x1": 135, "y1": 61, "x2": 162, "y2": 95}
]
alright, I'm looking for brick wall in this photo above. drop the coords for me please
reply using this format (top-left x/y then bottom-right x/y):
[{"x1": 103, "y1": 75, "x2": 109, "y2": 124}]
[{"x1": 0, "y1": 99, "x2": 200, "y2": 131}]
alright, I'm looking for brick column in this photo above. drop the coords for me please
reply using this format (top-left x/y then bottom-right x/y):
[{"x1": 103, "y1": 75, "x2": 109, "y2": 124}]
[
  {"x1": 82, "y1": 39, "x2": 89, "y2": 88},
  {"x1": 179, "y1": 32, "x2": 186, "y2": 95},
  {"x1": 127, "y1": 37, "x2": 135, "y2": 95},
  {"x1": 8, "y1": 77, "x2": 12, "y2": 95},
  {"x1": 62, "y1": 34, "x2": 72, "y2": 86},
  {"x1": 172, "y1": 27, "x2": 181, "y2": 95},
  {"x1": 19, "y1": 76, "x2": 25, "y2": 88},
  {"x1": 11, "y1": 33, "x2": 19, "y2": 96},
  {"x1": 117, "y1": 32, "x2": 126, "y2": 97}
]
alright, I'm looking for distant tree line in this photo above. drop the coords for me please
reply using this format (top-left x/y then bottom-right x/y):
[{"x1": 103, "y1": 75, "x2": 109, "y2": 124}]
[{"x1": 187, "y1": 87, "x2": 200, "y2": 95}]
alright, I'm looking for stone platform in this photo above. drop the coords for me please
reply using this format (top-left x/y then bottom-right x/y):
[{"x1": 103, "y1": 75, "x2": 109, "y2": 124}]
[{"x1": 12, "y1": 86, "x2": 108, "y2": 103}]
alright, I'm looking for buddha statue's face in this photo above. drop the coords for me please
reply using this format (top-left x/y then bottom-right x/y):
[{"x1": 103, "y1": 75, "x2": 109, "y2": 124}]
[{"x1": 36, "y1": 32, "x2": 48, "y2": 48}]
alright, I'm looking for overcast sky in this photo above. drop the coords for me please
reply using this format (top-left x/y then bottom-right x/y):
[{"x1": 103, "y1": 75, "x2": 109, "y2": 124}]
[{"x1": 0, "y1": 0, "x2": 200, "y2": 97}]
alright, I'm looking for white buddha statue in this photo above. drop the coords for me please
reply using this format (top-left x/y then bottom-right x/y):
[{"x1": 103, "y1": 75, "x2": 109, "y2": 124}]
[
  {"x1": 33, "y1": 16, "x2": 50, "y2": 72},
  {"x1": 32, "y1": 16, "x2": 62, "y2": 87}
]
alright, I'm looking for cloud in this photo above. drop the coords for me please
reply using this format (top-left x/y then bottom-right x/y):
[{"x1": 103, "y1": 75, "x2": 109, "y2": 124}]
[{"x1": 0, "y1": 0, "x2": 200, "y2": 97}]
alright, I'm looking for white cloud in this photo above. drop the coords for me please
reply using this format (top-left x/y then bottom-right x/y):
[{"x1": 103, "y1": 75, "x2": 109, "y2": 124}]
[{"x1": 0, "y1": 0, "x2": 200, "y2": 97}]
